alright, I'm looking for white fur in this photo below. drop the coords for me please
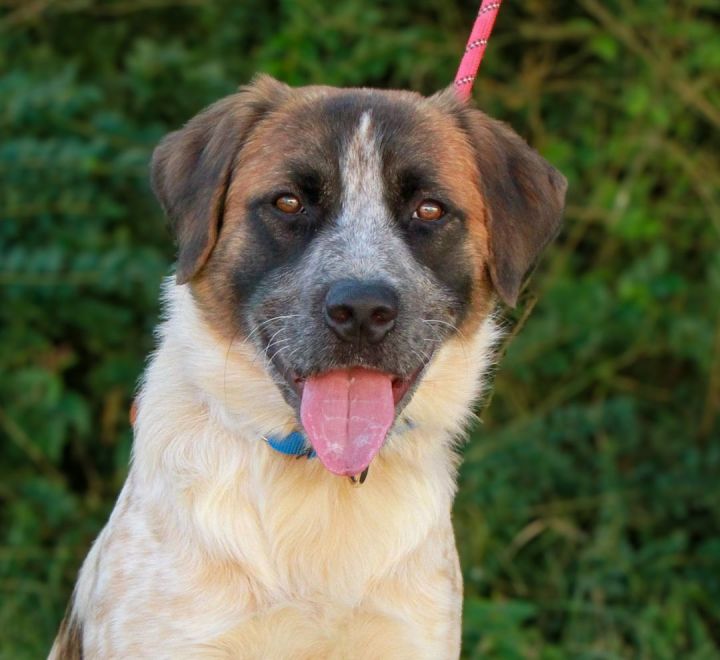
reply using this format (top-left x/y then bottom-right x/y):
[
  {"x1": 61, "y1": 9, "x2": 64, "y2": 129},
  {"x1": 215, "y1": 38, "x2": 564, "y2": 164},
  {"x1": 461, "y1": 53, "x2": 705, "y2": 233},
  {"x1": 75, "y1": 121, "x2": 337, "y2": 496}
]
[{"x1": 50, "y1": 279, "x2": 499, "y2": 659}]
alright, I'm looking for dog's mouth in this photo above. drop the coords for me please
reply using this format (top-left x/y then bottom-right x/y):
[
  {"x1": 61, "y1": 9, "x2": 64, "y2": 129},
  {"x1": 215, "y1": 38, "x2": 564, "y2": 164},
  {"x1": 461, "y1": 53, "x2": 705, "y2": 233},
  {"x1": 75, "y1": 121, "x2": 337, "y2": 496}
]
[
  {"x1": 289, "y1": 369, "x2": 420, "y2": 407},
  {"x1": 271, "y1": 356, "x2": 430, "y2": 477}
]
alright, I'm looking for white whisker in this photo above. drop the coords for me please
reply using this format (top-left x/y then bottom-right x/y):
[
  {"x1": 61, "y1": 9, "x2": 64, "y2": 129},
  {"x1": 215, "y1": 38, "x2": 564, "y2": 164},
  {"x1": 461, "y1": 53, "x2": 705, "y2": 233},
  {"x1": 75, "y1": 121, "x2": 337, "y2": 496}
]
[{"x1": 242, "y1": 314, "x2": 301, "y2": 346}]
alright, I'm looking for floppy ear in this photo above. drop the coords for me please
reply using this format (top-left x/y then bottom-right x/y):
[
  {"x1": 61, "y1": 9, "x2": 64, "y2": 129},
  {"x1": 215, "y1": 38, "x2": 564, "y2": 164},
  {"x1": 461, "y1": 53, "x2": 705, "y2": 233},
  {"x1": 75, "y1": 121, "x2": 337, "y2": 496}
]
[
  {"x1": 151, "y1": 75, "x2": 290, "y2": 284},
  {"x1": 462, "y1": 108, "x2": 567, "y2": 307}
]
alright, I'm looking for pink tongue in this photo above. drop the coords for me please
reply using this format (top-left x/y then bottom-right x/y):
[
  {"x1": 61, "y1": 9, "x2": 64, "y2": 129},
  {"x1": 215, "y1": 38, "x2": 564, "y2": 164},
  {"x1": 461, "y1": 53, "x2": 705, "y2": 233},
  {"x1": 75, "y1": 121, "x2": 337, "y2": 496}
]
[{"x1": 300, "y1": 368, "x2": 395, "y2": 476}]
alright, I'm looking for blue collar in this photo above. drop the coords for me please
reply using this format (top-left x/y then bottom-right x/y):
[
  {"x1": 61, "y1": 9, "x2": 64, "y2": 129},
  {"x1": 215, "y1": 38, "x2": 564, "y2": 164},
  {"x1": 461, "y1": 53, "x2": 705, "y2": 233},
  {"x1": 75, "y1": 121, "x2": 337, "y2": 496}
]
[{"x1": 266, "y1": 431, "x2": 316, "y2": 458}]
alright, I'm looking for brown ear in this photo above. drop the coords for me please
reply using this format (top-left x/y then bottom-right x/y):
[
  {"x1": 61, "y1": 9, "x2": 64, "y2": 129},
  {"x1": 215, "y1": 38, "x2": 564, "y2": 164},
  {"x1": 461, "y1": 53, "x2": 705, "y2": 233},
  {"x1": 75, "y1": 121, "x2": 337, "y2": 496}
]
[
  {"x1": 151, "y1": 75, "x2": 290, "y2": 284},
  {"x1": 462, "y1": 108, "x2": 567, "y2": 307}
]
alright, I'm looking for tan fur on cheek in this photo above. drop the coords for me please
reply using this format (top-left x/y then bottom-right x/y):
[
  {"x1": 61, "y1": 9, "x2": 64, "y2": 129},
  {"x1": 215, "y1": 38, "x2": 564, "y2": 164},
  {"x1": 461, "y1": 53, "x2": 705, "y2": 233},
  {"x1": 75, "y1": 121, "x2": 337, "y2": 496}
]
[
  {"x1": 187, "y1": 162, "x2": 281, "y2": 338},
  {"x1": 423, "y1": 110, "x2": 495, "y2": 335},
  {"x1": 186, "y1": 101, "x2": 323, "y2": 340}
]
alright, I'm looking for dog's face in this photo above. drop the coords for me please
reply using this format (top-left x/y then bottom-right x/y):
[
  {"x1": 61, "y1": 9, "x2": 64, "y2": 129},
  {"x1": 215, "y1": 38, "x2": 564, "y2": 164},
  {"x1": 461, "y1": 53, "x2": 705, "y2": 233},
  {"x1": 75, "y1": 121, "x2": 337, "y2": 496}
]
[{"x1": 151, "y1": 76, "x2": 566, "y2": 476}]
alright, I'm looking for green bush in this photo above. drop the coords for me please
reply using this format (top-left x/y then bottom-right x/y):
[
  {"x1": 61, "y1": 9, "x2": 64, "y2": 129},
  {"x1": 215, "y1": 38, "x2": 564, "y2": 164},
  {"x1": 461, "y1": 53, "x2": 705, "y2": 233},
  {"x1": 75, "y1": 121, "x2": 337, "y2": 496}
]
[{"x1": 1, "y1": 1, "x2": 718, "y2": 657}]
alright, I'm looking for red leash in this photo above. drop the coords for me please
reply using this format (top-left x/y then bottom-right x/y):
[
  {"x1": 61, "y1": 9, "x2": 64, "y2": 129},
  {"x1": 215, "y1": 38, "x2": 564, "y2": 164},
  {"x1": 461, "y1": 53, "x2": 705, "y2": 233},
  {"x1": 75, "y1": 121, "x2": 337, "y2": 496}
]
[{"x1": 454, "y1": 0, "x2": 503, "y2": 102}]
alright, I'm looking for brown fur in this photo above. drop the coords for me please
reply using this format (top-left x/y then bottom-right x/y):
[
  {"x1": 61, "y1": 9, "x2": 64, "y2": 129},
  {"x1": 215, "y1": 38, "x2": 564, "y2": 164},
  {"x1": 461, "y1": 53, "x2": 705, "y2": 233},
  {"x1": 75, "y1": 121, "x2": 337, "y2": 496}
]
[{"x1": 51, "y1": 596, "x2": 84, "y2": 660}]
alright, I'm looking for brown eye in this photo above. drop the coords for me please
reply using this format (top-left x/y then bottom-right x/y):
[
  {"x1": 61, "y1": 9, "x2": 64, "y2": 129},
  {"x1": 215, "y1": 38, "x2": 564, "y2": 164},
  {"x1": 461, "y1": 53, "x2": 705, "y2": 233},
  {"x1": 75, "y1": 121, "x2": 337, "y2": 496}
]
[
  {"x1": 275, "y1": 194, "x2": 303, "y2": 214},
  {"x1": 413, "y1": 200, "x2": 444, "y2": 222}
]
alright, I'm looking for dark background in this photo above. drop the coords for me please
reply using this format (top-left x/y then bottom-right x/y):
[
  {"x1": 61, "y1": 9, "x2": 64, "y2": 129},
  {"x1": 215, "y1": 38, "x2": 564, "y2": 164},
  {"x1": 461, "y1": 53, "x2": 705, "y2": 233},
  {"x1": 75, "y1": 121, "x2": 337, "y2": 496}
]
[{"x1": 1, "y1": 1, "x2": 719, "y2": 657}]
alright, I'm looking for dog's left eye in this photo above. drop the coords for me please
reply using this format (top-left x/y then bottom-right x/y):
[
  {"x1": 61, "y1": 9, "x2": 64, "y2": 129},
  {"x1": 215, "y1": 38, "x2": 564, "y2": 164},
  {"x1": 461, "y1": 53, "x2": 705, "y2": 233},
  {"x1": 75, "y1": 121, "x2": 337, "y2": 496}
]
[
  {"x1": 275, "y1": 194, "x2": 304, "y2": 214},
  {"x1": 412, "y1": 200, "x2": 445, "y2": 222}
]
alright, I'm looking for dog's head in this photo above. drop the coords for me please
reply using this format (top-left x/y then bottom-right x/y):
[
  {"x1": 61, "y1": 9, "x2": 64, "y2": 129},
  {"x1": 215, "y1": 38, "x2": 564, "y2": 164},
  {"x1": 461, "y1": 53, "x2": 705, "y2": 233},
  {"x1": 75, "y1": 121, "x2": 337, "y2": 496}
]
[{"x1": 151, "y1": 75, "x2": 566, "y2": 476}]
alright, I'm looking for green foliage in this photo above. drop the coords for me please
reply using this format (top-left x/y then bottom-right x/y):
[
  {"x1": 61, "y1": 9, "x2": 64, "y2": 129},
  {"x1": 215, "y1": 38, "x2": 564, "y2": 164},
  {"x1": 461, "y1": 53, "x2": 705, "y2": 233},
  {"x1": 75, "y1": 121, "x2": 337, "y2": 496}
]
[{"x1": 1, "y1": 1, "x2": 718, "y2": 657}]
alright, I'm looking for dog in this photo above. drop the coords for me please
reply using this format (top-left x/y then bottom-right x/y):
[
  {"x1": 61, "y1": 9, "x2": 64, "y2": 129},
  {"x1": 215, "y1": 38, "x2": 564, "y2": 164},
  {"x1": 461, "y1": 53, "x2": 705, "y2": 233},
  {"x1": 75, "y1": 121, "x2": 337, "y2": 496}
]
[{"x1": 50, "y1": 75, "x2": 566, "y2": 659}]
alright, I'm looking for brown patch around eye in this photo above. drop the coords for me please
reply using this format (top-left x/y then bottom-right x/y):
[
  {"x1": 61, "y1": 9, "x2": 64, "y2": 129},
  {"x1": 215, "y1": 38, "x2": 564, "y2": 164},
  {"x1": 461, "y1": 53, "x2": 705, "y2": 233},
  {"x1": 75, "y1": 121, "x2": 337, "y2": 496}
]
[
  {"x1": 414, "y1": 200, "x2": 444, "y2": 222},
  {"x1": 275, "y1": 194, "x2": 303, "y2": 214}
]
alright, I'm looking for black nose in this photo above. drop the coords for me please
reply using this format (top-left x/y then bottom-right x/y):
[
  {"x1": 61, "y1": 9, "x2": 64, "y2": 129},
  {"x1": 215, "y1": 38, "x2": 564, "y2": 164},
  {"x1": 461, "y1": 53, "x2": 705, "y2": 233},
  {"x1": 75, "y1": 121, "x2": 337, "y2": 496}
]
[{"x1": 324, "y1": 280, "x2": 399, "y2": 345}]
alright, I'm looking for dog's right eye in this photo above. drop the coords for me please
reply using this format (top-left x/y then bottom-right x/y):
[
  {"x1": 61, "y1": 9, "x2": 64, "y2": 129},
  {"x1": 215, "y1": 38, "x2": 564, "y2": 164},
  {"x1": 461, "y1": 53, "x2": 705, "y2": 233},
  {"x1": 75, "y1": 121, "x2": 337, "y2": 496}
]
[{"x1": 275, "y1": 194, "x2": 304, "y2": 215}]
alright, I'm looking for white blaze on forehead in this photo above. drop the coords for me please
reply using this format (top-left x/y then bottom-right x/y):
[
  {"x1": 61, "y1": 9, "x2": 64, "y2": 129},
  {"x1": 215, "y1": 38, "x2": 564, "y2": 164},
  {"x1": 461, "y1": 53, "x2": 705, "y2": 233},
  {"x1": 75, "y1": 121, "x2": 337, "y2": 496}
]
[
  {"x1": 338, "y1": 111, "x2": 387, "y2": 232},
  {"x1": 327, "y1": 109, "x2": 410, "y2": 282}
]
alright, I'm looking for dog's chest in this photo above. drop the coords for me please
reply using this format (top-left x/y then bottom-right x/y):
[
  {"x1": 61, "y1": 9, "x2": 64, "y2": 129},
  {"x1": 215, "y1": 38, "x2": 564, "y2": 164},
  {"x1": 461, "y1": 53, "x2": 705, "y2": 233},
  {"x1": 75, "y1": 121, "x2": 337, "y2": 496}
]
[
  {"x1": 184, "y1": 451, "x2": 454, "y2": 595},
  {"x1": 83, "y1": 465, "x2": 460, "y2": 657}
]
